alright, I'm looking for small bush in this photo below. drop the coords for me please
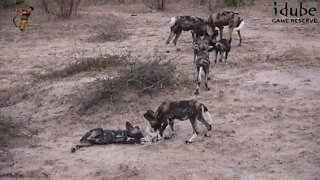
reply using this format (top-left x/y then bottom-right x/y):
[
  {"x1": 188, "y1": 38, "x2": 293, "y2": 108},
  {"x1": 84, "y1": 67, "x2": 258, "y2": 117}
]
[
  {"x1": 88, "y1": 17, "x2": 129, "y2": 42},
  {"x1": 1, "y1": 0, "x2": 25, "y2": 8},
  {"x1": 78, "y1": 57, "x2": 176, "y2": 113},
  {"x1": 144, "y1": 0, "x2": 166, "y2": 11},
  {"x1": 223, "y1": 0, "x2": 254, "y2": 7},
  {"x1": 223, "y1": 0, "x2": 240, "y2": 7},
  {"x1": 0, "y1": 85, "x2": 29, "y2": 108},
  {"x1": 39, "y1": 53, "x2": 133, "y2": 79},
  {"x1": 40, "y1": 0, "x2": 81, "y2": 18},
  {"x1": 0, "y1": 116, "x2": 29, "y2": 148}
]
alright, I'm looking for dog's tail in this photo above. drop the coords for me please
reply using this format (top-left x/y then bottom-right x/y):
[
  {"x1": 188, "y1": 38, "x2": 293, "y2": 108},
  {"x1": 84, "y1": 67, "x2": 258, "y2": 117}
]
[
  {"x1": 201, "y1": 104, "x2": 213, "y2": 124},
  {"x1": 71, "y1": 144, "x2": 81, "y2": 153},
  {"x1": 168, "y1": 17, "x2": 176, "y2": 27},
  {"x1": 70, "y1": 142, "x2": 93, "y2": 153},
  {"x1": 234, "y1": 20, "x2": 245, "y2": 31}
]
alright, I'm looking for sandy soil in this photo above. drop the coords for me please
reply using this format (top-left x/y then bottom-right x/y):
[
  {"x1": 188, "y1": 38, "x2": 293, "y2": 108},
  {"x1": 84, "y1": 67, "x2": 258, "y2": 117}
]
[{"x1": 0, "y1": 1, "x2": 320, "y2": 179}]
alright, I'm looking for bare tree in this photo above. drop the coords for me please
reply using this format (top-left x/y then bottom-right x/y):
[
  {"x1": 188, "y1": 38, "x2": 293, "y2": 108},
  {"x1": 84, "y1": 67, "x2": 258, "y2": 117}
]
[
  {"x1": 41, "y1": 0, "x2": 81, "y2": 18},
  {"x1": 157, "y1": 0, "x2": 165, "y2": 10},
  {"x1": 144, "y1": 0, "x2": 166, "y2": 11},
  {"x1": 41, "y1": 0, "x2": 51, "y2": 14}
]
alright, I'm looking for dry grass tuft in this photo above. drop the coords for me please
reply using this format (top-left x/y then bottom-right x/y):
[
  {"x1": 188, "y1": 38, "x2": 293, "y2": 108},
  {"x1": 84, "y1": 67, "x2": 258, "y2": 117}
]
[
  {"x1": 87, "y1": 15, "x2": 130, "y2": 42},
  {"x1": 0, "y1": 116, "x2": 31, "y2": 148},
  {"x1": 0, "y1": 85, "x2": 30, "y2": 108},
  {"x1": 265, "y1": 46, "x2": 319, "y2": 67},
  {"x1": 39, "y1": 53, "x2": 133, "y2": 79}
]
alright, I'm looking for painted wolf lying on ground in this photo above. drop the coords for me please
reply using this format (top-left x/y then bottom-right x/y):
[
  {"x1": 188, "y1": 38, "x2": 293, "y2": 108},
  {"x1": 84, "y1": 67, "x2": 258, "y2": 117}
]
[{"x1": 71, "y1": 122, "x2": 144, "y2": 153}]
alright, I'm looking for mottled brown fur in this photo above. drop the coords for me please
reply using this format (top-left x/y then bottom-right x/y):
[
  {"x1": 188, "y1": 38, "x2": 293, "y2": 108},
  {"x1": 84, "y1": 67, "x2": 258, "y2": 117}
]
[
  {"x1": 207, "y1": 11, "x2": 244, "y2": 46},
  {"x1": 193, "y1": 37, "x2": 211, "y2": 95},
  {"x1": 209, "y1": 38, "x2": 231, "y2": 63},
  {"x1": 166, "y1": 16, "x2": 217, "y2": 46},
  {"x1": 71, "y1": 122, "x2": 144, "y2": 153},
  {"x1": 143, "y1": 100, "x2": 212, "y2": 143}
]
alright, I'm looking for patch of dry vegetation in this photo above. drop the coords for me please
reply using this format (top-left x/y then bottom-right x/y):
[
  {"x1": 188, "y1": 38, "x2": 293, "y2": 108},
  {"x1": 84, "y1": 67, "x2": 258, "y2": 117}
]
[
  {"x1": 0, "y1": 85, "x2": 30, "y2": 108},
  {"x1": 39, "y1": 53, "x2": 133, "y2": 79},
  {"x1": 77, "y1": 55, "x2": 182, "y2": 113},
  {"x1": 87, "y1": 15, "x2": 130, "y2": 42},
  {"x1": 78, "y1": 59, "x2": 176, "y2": 112},
  {"x1": 0, "y1": 116, "x2": 30, "y2": 148},
  {"x1": 265, "y1": 46, "x2": 320, "y2": 67}
]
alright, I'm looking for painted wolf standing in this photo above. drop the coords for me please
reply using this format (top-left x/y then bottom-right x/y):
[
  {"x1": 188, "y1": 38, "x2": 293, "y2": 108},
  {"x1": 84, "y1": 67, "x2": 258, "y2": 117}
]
[
  {"x1": 166, "y1": 16, "x2": 218, "y2": 46},
  {"x1": 207, "y1": 11, "x2": 245, "y2": 46}
]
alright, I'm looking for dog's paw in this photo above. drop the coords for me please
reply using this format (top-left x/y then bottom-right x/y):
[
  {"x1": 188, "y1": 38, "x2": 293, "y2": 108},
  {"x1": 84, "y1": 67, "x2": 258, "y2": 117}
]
[
  {"x1": 71, "y1": 147, "x2": 76, "y2": 153},
  {"x1": 185, "y1": 140, "x2": 194, "y2": 143},
  {"x1": 204, "y1": 131, "x2": 212, "y2": 137}
]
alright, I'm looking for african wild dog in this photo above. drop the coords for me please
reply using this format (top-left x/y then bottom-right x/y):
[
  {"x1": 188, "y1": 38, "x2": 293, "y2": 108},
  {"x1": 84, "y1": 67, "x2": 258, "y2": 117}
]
[
  {"x1": 143, "y1": 100, "x2": 213, "y2": 143},
  {"x1": 209, "y1": 38, "x2": 231, "y2": 63},
  {"x1": 207, "y1": 11, "x2": 245, "y2": 46},
  {"x1": 166, "y1": 16, "x2": 217, "y2": 46},
  {"x1": 71, "y1": 122, "x2": 144, "y2": 153},
  {"x1": 193, "y1": 37, "x2": 211, "y2": 95}
]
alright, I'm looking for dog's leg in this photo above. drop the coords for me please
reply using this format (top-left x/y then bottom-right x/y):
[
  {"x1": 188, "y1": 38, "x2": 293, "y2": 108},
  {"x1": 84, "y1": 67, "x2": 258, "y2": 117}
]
[
  {"x1": 166, "y1": 30, "x2": 175, "y2": 44},
  {"x1": 71, "y1": 141, "x2": 94, "y2": 153},
  {"x1": 204, "y1": 66, "x2": 210, "y2": 90},
  {"x1": 219, "y1": 51, "x2": 223, "y2": 62},
  {"x1": 186, "y1": 117, "x2": 199, "y2": 143},
  {"x1": 186, "y1": 132, "x2": 198, "y2": 143},
  {"x1": 168, "y1": 119, "x2": 175, "y2": 138},
  {"x1": 237, "y1": 30, "x2": 242, "y2": 46},
  {"x1": 158, "y1": 120, "x2": 168, "y2": 139},
  {"x1": 219, "y1": 27, "x2": 224, "y2": 40},
  {"x1": 164, "y1": 119, "x2": 174, "y2": 139},
  {"x1": 173, "y1": 30, "x2": 182, "y2": 46},
  {"x1": 195, "y1": 66, "x2": 202, "y2": 95},
  {"x1": 86, "y1": 129, "x2": 104, "y2": 144},
  {"x1": 225, "y1": 51, "x2": 229, "y2": 63},
  {"x1": 214, "y1": 50, "x2": 218, "y2": 64},
  {"x1": 197, "y1": 115, "x2": 212, "y2": 137}
]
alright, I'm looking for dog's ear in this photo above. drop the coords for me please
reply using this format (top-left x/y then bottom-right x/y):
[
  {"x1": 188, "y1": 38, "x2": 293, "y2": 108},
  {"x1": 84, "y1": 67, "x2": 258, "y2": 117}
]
[
  {"x1": 143, "y1": 110, "x2": 155, "y2": 121},
  {"x1": 126, "y1": 122, "x2": 144, "y2": 139},
  {"x1": 126, "y1": 121, "x2": 134, "y2": 131}
]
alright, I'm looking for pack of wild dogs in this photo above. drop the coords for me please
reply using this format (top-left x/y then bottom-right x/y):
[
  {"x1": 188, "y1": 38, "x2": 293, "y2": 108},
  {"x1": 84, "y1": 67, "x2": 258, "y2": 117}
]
[{"x1": 71, "y1": 11, "x2": 244, "y2": 152}]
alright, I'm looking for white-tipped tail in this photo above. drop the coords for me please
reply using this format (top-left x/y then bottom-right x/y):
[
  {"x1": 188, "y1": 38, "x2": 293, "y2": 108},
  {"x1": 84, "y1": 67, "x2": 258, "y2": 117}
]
[
  {"x1": 202, "y1": 105, "x2": 213, "y2": 124},
  {"x1": 234, "y1": 20, "x2": 245, "y2": 31},
  {"x1": 169, "y1": 17, "x2": 176, "y2": 27},
  {"x1": 198, "y1": 66, "x2": 203, "y2": 82},
  {"x1": 204, "y1": 111, "x2": 213, "y2": 124}
]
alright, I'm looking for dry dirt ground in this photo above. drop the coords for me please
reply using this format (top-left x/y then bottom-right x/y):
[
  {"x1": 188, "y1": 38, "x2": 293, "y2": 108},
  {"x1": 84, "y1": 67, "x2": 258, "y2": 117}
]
[{"x1": 0, "y1": 1, "x2": 320, "y2": 179}]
